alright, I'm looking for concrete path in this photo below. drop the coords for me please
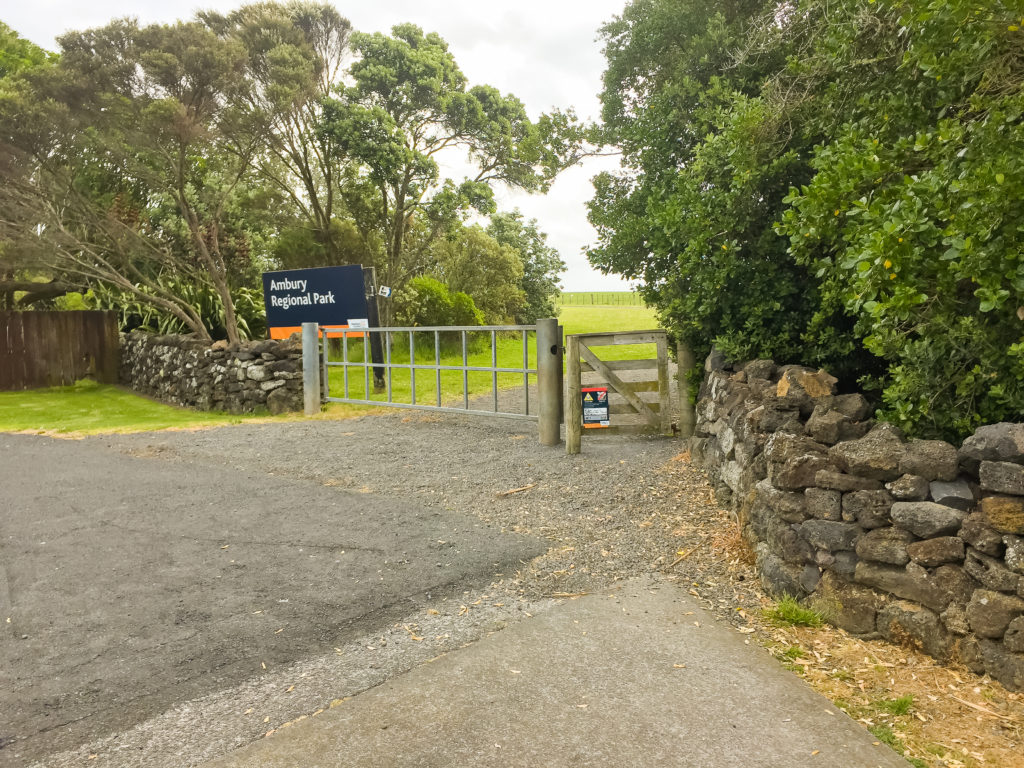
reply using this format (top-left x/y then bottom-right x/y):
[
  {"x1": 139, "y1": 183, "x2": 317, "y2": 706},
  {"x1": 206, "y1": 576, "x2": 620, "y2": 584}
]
[{"x1": 203, "y1": 580, "x2": 907, "y2": 768}]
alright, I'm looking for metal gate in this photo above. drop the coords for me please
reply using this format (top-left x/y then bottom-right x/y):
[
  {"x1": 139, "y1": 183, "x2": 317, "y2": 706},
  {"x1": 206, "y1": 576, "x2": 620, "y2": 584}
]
[
  {"x1": 298, "y1": 320, "x2": 690, "y2": 450},
  {"x1": 316, "y1": 323, "x2": 560, "y2": 426}
]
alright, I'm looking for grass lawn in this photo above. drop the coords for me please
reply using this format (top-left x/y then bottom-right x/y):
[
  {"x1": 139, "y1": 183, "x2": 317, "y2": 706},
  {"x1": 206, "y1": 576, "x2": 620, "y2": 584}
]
[
  {"x1": 558, "y1": 303, "x2": 658, "y2": 336},
  {"x1": 0, "y1": 380, "x2": 259, "y2": 435},
  {"x1": 559, "y1": 303, "x2": 661, "y2": 363}
]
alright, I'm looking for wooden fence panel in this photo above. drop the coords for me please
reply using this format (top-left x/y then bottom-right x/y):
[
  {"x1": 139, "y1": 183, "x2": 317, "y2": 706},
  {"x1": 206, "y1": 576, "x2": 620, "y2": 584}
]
[
  {"x1": 19, "y1": 312, "x2": 47, "y2": 388},
  {"x1": 0, "y1": 313, "x2": 25, "y2": 390},
  {"x1": 96, "y1": 311, "x2": 120, "y2": 383},
  {"x1": 58, "y1": 311, "x2": 78, "y2": 387},
  {"x1": 0, "y1": 311, "x2": 119, "y2": 391}
]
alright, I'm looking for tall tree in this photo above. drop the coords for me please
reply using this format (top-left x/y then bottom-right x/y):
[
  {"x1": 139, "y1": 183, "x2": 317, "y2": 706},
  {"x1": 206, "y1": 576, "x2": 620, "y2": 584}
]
[
  {"x1": 0, "y1": 12, "x2": 320, "y2": 341},
  {"x1": 431, "y1": 225, "x2": 525, "y2": 323},
  {"x1": 0, "y1": 21, "x2": 54, "y2": 78},
  {"x1": 487, "y1": 210, "x2": 564, "y2": 322},
  {"x1": 588, "y1": 0, "x2": 831, "y2": 371},
  {"x1": 591, "y1": 0, "x2": 1024, "y2": 438},
  {"x1": 0, "y1": 22, "x2": 59, "y2": 310},
  {"x1": 202, "y1": 2, "x2": 359, "y2": 266},
  {"x1": 319, "y1": 24, "x2": 582, "y2": 322}
]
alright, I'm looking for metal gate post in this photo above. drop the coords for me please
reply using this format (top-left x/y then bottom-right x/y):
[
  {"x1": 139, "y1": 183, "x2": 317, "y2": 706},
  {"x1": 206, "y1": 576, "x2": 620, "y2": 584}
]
[
  {"x1": 536, "y1": 318, "x2": 563, "y2": 446},
  {"x1": 557, "y1": 323, "x2": 565, "y2": 424},
  {"x1": 302, "y1": 322, "x2": 321, "y2": 416}
]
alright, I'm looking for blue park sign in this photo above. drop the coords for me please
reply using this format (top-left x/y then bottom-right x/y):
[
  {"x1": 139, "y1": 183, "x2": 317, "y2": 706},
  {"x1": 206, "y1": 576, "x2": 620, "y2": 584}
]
[{"x1": 262, "y1": 265, "x2": 369, "y2": 338}]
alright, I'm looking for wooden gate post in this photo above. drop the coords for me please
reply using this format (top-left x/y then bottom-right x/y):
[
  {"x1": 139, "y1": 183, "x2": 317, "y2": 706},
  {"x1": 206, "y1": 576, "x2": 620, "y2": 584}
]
[
  {"x1": 566, "y1": 334, "x2": 582, "y2": 455},
  {"x1": 656, "y1": 333, "x2": 672, "y2": 436},
  {"x1": 677, "y1": 341, "x2": 697, "y2": 438},
  {"x1": 536, "y1": 318, "x2": 563, "y2": 446}
]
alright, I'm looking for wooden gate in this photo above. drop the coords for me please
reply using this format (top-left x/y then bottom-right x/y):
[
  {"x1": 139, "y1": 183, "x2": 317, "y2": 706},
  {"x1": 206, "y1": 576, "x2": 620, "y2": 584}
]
[
  {"x1": 565, "y1": 330, "x2": 673, "y2": 454},
  {"x1": 0, "y1": 311, "x2": 119, "y2": 391}
]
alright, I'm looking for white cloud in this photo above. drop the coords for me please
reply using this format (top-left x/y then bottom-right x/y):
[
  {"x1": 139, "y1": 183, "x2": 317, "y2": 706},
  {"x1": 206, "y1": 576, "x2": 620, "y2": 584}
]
[{"x1": 5, "y1": 0, "x2": 634, "y2": 291}]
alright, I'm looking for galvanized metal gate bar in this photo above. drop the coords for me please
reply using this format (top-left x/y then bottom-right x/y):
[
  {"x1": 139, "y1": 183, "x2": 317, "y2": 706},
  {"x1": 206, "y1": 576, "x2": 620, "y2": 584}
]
[{"x1": 320, "y1": 324, "x2": 539, "y2": 421}]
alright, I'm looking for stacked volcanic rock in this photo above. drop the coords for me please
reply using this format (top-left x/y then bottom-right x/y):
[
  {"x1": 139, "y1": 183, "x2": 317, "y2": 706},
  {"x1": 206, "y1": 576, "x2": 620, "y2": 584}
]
[
  {"x1": 692, "y1": 355, "x2": 1024, "y2": 690},
  {"x1": 119, "y1": 332, "x2": 304, "y2": 415}
]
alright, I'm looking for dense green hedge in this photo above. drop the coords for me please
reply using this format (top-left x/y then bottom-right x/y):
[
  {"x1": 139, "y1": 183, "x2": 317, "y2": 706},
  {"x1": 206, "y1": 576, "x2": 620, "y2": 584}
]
[{"x1": 590, "y1": 0, "x2": 1024, "y2": 439}]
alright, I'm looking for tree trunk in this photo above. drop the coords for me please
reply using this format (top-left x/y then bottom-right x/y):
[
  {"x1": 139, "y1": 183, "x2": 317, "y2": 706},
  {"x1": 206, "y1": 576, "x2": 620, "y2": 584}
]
[
  {"x1": 180, "y1": 200, "x2": 242, "y2": 345},
  {"x1": 216, "y1": 275, "x2": 242, "y2": 345}
]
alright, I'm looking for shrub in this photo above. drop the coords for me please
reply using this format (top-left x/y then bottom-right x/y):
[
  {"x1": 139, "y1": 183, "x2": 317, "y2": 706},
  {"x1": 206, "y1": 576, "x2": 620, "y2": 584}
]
[
  {"x1": 90, "y1": 279, "x2": 266, "y2": 340},
  {"x1": 393, "y1": 276, "x2": 484, "y2": 328}
]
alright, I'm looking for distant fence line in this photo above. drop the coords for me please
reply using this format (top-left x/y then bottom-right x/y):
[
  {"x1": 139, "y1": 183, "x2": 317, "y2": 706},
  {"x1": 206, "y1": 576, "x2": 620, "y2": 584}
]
[
  {"x1": 559, "y1": 292, "x2": 644, "y2": 307},
  {"x1": 0, "y1": 311, "x2": 119, "y2": 391}
]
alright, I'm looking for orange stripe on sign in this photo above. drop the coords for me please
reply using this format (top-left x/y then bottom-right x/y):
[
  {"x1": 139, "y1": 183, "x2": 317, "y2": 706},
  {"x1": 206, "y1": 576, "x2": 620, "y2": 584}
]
[
  {"x1": 268, "y1": 326, "x2": 366, "y2": 340},
  {"x1": 269, "y1": 326, "x2": 302, "y2": 340}
]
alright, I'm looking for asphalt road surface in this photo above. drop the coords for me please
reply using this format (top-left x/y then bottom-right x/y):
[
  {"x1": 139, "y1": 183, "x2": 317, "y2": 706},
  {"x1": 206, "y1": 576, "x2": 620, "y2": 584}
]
[{"x1": 0, "y1": 433, "x2": 544, "y2": 766}]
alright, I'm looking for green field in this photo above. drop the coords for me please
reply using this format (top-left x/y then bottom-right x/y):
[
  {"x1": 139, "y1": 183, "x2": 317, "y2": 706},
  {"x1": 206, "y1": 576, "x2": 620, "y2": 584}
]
[
  {"x1": 559, "y1": 304, "x2": 657, "y2": 336},
  {"x1": 324, "y1": 303, "x2": 661, "y2": 406},
  {"x1": 559, "y1": 291, "x2": 644, "y2": 306}
]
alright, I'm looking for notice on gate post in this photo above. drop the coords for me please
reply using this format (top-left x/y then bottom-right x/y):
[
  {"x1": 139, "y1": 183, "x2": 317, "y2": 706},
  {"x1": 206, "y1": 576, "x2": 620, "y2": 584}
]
[{"x1": 582, "y1": 386, "x2": 610, "y2": 428}]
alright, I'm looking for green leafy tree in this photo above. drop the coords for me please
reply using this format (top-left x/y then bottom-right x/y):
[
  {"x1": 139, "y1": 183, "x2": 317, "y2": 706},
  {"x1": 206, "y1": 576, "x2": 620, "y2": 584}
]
[
  {"x1": 0, "y1": 22, "x2": 62, "y2": 310},
  {"x1": 431, "y1": 225, "x2": 525, "y2": 323},
  {"x1": 777, "y1": 0, "x2": 1024, "y2": 438},
  {"x1": 587, "y1": 0, "x2": 839, "y2": 372},
  {"x1": 487, "y1": 210, "x2": 564, "y2": 322},
  {"x1": 202, "y1": 2, "x2": 362, "y2": 267},
  {"x1": 591, "y1": 0, "x2": 1024, "y2": 438},
  {"x1": 0, "y1": 12, "x2": 320, "y2": 341},
  {"x1": 319, "y1": 24, "x2": 583, "y2": 322},
  {"x1": 0, "y1": 21, "x2": 54, "y2": 78}
]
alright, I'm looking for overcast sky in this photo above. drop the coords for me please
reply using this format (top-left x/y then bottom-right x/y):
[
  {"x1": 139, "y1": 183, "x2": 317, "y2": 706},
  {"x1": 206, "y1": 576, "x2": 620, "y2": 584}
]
[{"x1": 5, "y1": 1, "x2": 635, "y2": 292}]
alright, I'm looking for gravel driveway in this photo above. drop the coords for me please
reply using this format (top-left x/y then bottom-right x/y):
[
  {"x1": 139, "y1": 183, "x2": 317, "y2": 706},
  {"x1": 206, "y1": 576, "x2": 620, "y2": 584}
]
[
  {"x1": 3, "y1": 408, "x2": 754, "y2": 767},
  {"x1": 111, "y1": 410, "x2": 723, "y2": 600}
]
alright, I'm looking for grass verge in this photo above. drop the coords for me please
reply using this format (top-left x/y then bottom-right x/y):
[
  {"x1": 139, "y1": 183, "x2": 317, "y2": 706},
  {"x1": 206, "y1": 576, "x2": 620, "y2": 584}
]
[
  {"x1": 0, "y1": 380, "x2": 254, "y2": 435},
  {"x1": 763, "y1": 596, "x2": 825, "y2": 628},
  {"x1": 760, "y1": 619, "x2": 1024, "y2": 767}
]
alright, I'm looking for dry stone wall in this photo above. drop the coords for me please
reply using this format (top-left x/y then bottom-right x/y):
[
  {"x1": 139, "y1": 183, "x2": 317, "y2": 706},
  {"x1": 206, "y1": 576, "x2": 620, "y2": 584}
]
[
  {"x1": 120, "y1": 332, "x2": 304, "y2": 414},
  {"x1": 692, "y1": 355, "x2": 1024, "y2": 690}
]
